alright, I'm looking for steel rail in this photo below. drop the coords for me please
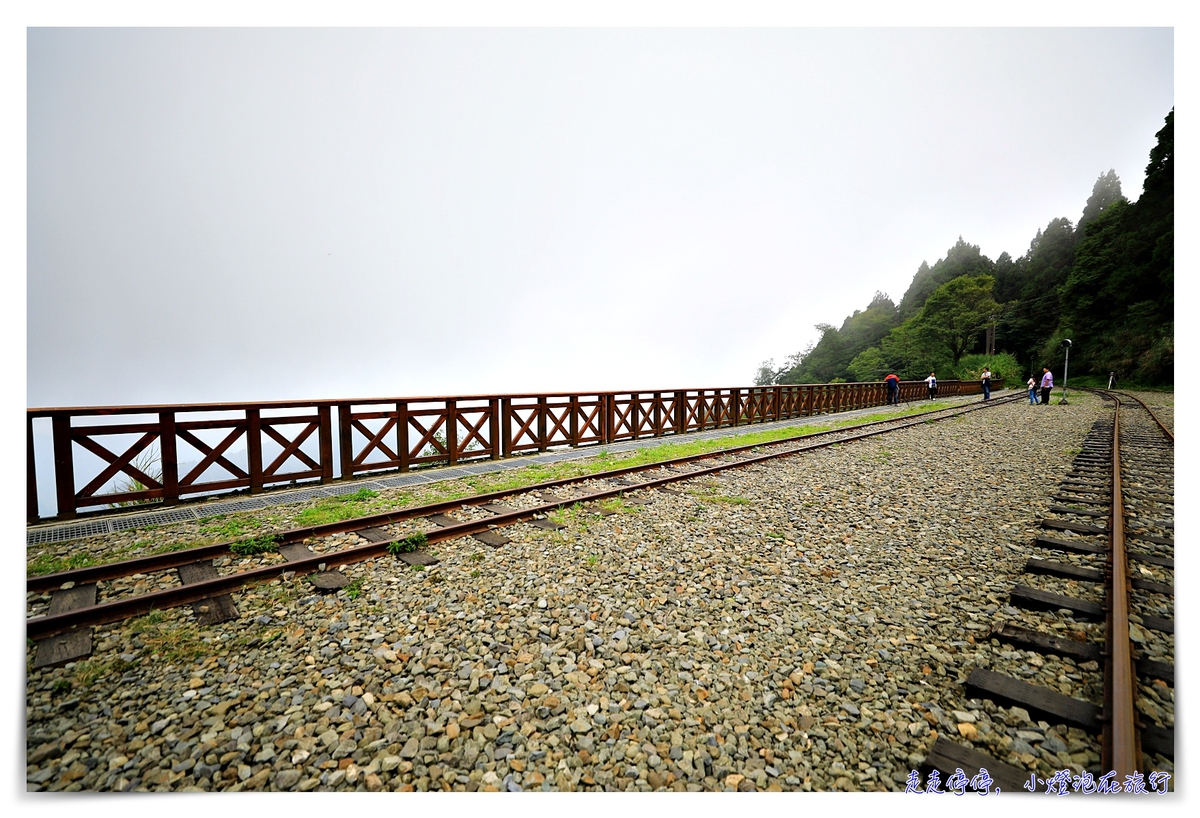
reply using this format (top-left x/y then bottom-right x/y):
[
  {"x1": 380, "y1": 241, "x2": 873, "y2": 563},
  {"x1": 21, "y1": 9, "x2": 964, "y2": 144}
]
[
  {"x1": 1111, "y1": 390, "x2": 1174, "y2": 443},
  {"x1": 27, "y1": 395, "x2": 1020, "y2": 639},
  {"x1": 1104, "y1": 393, "x2": 1140, "y2": 777},
  {"x1": 28, "y1": 396, "x2": 1017, "y2": 594}
]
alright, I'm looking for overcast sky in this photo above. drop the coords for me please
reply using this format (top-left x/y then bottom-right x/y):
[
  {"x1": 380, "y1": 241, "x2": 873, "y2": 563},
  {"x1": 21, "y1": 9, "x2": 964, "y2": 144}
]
[{"x1": 27, "y1": 27, "x2": 1173, "y2": 407}]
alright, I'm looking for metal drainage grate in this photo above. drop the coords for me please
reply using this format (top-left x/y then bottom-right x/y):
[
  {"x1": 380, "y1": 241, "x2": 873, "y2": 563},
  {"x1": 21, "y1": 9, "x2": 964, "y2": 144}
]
[
  {"x1": 110, "y1": 508, "x2": 200, "y2": 531},
  {"x1": 27, "y1": 519, "x2": 113, "y2": 545},
  {"x1": 456, "y1": 462, "x2": 504, "y2": 474},
  {"x1": 375, "y1": 474, "x2": 433, "y2": 488},
  {"x1": 324, "y1": 482, "x2": 385, "y2": 497},
  {"x1": 267, "y1": 487, "x2": 334, "y2": 504},
  {"x1": 200, "y1": 498, "x2": 269, "y2": 515}
]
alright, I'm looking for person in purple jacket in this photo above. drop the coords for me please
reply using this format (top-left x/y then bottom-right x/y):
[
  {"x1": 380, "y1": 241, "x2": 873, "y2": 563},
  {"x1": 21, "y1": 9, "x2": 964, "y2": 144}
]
[{"x1": 1040, "y1": 367, "x2": 1054, "y2": 405}]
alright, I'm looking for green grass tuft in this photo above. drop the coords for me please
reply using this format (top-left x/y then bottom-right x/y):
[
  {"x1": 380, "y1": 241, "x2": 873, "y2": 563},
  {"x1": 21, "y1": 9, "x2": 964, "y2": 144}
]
[
  {"x1": 387, "y1": 531, "x2": 428, "y2": 556},
  {"x1": 229, "y1": 533, "x2": 281, "y2": 556}
]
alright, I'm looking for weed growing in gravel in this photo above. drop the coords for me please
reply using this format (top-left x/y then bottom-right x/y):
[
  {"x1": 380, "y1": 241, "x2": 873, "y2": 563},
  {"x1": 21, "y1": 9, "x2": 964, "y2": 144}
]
[
  {"x1": 387, "y1": 531, "x2": 428, "y2": 555},
  {"x1": 127, "y1": 611, "x2": 207, "y2": 665},
  {"x1": 27, "y1": 538, "x2": 198, "y2": 577},
  {"x1": 295, "y1": 489, "x2": 383, "y2": 526},
  {"x1": 345, "y1": 577, "x2": 366, "y2": 600},
  {"x1": 470, "y1": 569, "x2": 481, "y2": 578},
  {"x1": 470, "y1": 552, "x2": 484, "y2": 562},
  {"x1": 229, "y1": 533, "x2": 281, "y2": 556},
  {"x1": 27, "y1": 551, "x2": 95, "y2": 576},
  {"x1": 69, "y1": 656, "x2": 135, "y2": 688},
  {"x1": 197, "y1": 515, "x2": 267, "y2": 539},
  {"x1": 693, "y1": 492, "x2": 753, "y2": 505}
]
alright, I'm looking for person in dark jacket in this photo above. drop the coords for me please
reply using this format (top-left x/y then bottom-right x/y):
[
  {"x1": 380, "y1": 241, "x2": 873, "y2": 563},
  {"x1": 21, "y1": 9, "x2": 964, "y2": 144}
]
[{"x1": 885, "y1": 372, "x2": 900, "y2": 405}]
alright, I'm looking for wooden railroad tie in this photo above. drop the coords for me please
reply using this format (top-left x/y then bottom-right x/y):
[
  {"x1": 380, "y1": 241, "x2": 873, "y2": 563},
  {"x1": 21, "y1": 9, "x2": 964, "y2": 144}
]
[
  {"x1": 965, "y1": 669, "x2": 1101, "y2": 733},
  {"x1": 177, "y1": 561, "x2": 239, "y2": 626},
  {"x1": 33, "y1": 584, "x2": 97, "y2": 669},
  {"x1": 921, "y1": 736, "x2": 1031, "y2": 795}
]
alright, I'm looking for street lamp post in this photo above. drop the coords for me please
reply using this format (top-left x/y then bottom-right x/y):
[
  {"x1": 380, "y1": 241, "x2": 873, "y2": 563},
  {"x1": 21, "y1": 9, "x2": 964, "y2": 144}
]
[{"x1": 1059, "y1": 339, "x2": 1072, "y2": 405}]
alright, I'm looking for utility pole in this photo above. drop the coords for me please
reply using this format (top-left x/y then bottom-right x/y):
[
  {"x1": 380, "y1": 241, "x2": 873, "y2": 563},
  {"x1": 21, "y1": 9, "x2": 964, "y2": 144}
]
[
  {"x1": 986, "y1": 314, "x2": 996, "y2": 357},
  {"x1": 1059, "y1": 339, "x2": 1072, "y2": 405}
]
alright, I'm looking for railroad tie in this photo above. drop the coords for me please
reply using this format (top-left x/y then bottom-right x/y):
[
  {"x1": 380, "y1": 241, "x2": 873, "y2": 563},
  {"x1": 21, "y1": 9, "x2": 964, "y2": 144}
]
[
  {"x1": 991, "y1": 623, "x2": 1100, "y2": 664},
  {"x1": 278, "y1": 541, "x2": 353, "y2": 589},
  {"x1": 33, "y1": 584, "x2": 98, "y2": 669},
  {"x1": 478, "y1": 502, "x2": 563, "y2": 532},
  {"x1": 426, "y1": 510, "x2": 513, "y2": 544},
  {"x1": 1007, "y1": 585, "x2": 1104, "y2": 620},
  {"x1": 1142, "y1": 724, "x2": 1174, "y2": 760},
  {"x1": 964, "y1": 669, "x2": 1102, "y2": 733},
  {"x1": 1039, "y1": 518, "x2": 1106, "y2": 535},
  {"x1": 177, "y1": 561, "x2": 239, "y2": 625},
  {"x1": 920, "y1": 736, "x2": 1031, "y2": 795},
  {"x1": 1023, "y1": 558, "x2": 1103, "y2": 583}
]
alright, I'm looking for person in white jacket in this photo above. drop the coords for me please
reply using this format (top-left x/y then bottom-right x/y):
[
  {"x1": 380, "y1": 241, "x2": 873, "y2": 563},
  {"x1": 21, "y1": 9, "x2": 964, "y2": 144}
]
[{"x1": 924, "y1": 372, "x2": 937, "y2": 400}]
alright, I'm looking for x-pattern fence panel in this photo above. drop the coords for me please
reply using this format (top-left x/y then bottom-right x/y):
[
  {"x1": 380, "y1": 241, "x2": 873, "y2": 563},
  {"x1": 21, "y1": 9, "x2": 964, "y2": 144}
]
[{"x1": 28, "y1": 377, "x2": 994, "y2": 521}]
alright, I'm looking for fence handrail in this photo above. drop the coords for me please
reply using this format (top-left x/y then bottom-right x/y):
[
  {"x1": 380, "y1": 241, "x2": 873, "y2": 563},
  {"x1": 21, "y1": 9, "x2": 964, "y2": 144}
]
[{"x1": 27, "y1": 379, "x2": 953, "y2": 417}]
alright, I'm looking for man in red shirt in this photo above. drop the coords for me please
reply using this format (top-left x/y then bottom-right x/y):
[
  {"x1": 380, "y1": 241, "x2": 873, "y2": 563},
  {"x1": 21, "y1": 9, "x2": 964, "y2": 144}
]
[{"x1": 885, "y1": 372, "x2": 900, "y2": 405}]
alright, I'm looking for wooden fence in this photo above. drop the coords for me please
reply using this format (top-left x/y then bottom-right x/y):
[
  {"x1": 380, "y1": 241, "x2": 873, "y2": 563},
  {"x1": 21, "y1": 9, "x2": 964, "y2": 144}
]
[{"x1": 27, "y1": 379, "x2": 996, "y2": 522}]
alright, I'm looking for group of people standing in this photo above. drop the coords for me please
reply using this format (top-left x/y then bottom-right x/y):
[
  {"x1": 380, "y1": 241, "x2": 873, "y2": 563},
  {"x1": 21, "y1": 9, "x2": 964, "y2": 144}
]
[
  {"x1": 881, "y1": 367, "x2": 1056, "y2": 405},
  {"x1": 1027, "y1": 367, "x2": 1054, "y2": 405},
  {"x1": 884, "y1": 371, "x2": 939, "y2": 404}
]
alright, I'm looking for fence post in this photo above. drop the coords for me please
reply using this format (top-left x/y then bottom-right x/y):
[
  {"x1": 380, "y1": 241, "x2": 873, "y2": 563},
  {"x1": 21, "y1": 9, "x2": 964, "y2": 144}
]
[
  {"x1": 501, "y1": 398, "x2": 513, "y2": 457},
  {"x1": 27, "y1": 416, "x2": 39, "y2": 523},
  {"x1": 336, "y1": 403, "x2": 352, "y2": 480},
  {"x1": 733, "y1": 389, "x2": 742, "y2": 427},
  {"x1": 675, "y1": 391, "x2": 686, "y2": 435},
  {"x1": 159, "y1": 411, "x2": 178, "y2": 507},
  {"x1": 447, "y1": 400, "x2": 459, "y2": 465},
  {"x1": 537, "y1": 397, "x2": 548, "y2": 452},
  {"x1": 489, "y1": 398, "x2": 501, "y2": 460},
  {"x1": 318, "y1": 405, "x2": 334, "y2": 483},
  {"x1": 52, "y1": 414, "x2": 76, "y2": 520},
  {"x1": 248, "y1": 408, "x2": 264, "y2": 492},
  {"x1": 398, "y1": 402, "x2": 410, "y2": 471},
  {"x1": 569, "y1": 395, "x2": 580, "y2": 447},
  {"x1": 603, "y1": 394, "x2": 613, "y2": 444}
]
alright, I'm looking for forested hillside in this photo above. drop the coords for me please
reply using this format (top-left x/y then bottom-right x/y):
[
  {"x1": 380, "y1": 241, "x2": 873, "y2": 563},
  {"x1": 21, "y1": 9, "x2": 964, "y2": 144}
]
[{"x1": 756, "y1": 109, "x2": 1173, "y2": 387}]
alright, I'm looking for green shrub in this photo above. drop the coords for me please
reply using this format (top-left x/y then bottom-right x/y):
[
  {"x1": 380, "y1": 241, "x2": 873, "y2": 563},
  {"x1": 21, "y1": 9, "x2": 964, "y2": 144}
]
[{"x1": 951, "y1": 352, "x2": 1022, "y2": 385}]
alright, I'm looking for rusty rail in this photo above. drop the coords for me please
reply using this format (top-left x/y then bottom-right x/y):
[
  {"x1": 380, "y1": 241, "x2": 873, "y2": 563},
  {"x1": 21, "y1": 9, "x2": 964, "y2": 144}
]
[
  {"x1": 1103, "y1": 394, "x2": 1140, "y2": 777},
  {"x1": 27, "y1": 379, "x2": 997, "y2": 523}
]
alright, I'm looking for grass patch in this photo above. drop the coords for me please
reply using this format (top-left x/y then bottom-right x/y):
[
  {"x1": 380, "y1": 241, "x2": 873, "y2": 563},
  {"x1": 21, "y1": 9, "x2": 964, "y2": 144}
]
[
  {"x1": 27, "y1": 538, "x2": 198, "y2": 578},
  {"x1": 294, "y1": 489, "x2": 384, "y2": 527},
  {"x1": 693, "y1": 492, "x2": 754, "y2": 505},
  {"x1": 197, "y1": 515, "x2": 266, "y2": 540},
  {"x1": 69, "y1": 656, "x2": 136, "y2": 688},
  {"x1": 229, "y1": 533, "x2": 281, "y2": 556},
  {"x1": 27, "y1": 552, "x2": 96, "y2": 577},
  {"x1": 387, "y1": 531, "x2": 428, "y2": 556},
  {"x1": 127, "y1": 611, "x2": 208, "y2": 665}
]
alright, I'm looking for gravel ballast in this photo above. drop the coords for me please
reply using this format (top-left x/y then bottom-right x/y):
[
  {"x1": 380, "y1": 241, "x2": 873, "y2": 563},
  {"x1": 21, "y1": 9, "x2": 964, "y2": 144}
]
[{"x1": 29, "y1": 391, "x2": 1145, "y2": 792}]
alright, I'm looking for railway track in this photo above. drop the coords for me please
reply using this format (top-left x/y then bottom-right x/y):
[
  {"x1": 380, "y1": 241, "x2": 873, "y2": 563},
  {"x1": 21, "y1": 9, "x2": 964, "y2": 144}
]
[
  {"x1": 28, "y1": 394, "x2": 1019, "y2": 662},
  {"x1": 922, "y1": 390, "x2": 1174, "y2": 793}
]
